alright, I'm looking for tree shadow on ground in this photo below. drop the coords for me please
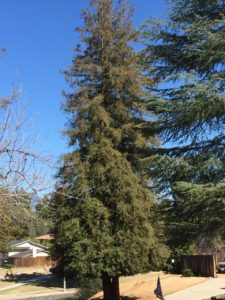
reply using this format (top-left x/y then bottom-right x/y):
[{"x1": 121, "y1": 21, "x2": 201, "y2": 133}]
[
  {"x1": 2, "y1": 273, "x2": 78, "y2": 289},
  {"x1": 92, "y1": 296, "x2": 138, "y2": 300},
  {"x1": 120, "y1": 296, "x2": 139, "y2": 300}
]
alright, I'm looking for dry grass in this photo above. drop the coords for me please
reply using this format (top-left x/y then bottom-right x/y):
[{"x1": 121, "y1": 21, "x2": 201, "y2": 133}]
[
  {"x1": 0, "y1": 268, "x2": 221, "y2": 299},
  {"x1": 92, "y1": 272, "x2": 210, "y2": 300}
]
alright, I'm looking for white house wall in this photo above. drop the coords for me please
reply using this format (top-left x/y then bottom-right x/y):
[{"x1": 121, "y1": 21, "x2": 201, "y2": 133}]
[{"x1": 36, "y1": 251, "x2": 49, "y2": 257}]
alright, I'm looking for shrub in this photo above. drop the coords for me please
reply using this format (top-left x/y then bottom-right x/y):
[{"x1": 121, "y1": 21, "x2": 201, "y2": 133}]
[
  {"x1": 182, "y1": 268, "x2": 194, "y2": 277},
  {"x1": 3, "y1": 263, "x2": 13, "y2": 270}
]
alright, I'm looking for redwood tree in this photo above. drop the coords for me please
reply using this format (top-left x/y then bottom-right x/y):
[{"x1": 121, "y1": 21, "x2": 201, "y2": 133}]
[{"x1": 52, "y1": 1, "x2": 168, "y2": 299}]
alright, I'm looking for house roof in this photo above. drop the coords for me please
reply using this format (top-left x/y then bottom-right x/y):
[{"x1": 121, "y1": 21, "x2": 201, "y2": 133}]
[
  {"x1": 9, "y1": 240, "x2": 49, "y2": 251},
  {"x1": 35, "y1": 234, "x2": 54, "y2": 241},
  {"x1": 8, "y1": 240, "x2": 24, "y2": 247}
]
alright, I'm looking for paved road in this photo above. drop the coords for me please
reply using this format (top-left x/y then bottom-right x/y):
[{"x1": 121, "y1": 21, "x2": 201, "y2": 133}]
[{"x1": 166, "y1": 278, "x2": 225, "y2": 300}]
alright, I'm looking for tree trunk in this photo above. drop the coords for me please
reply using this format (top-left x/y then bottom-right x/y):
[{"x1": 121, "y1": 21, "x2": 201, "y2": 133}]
[
  {"x1": 102, "y1": 274, "x2": 112, "y2": 300},
  {"x1": 112, "y1": 276, "x2": 120, "y2": 300},
  {"x1": 102, "y1": 275, "x2": 120, "y2": 300}
]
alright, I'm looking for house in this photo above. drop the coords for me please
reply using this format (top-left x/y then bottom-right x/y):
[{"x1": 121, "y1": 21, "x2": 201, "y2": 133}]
[
  {"x1": 8, "y1": 240, "x2": 50, "y2": 258},
  {"x1": 35, "y1": 234, "x2": 54, "y2": 245}
]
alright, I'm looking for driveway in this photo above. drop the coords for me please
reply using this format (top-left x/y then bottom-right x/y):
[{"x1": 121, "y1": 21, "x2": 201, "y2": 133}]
[{"x1": 166, "y1": 277, "x2": 225, "y2": 300}]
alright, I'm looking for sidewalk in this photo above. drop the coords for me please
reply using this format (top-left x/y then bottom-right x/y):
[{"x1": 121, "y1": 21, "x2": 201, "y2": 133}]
[{"x1": 166, "y1": 278, "x2": 225, "y2": 300}]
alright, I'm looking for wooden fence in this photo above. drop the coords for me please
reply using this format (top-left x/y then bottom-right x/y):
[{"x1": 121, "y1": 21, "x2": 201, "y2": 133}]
[
  {"x1": 181, "y1": 255, "x2": 216, "y2": 277},
  {"x1": 8, "y1": 257, "x2": 56, "y2": 267}
]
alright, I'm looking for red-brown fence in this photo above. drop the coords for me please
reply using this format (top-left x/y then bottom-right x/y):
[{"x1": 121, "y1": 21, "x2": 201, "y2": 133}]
[
  {"x1": 181, "y1": 255, "x2": 216, "y2": 277},
  {"x1": 8, "y1": 257, "x2": 56, "y2": 267}
]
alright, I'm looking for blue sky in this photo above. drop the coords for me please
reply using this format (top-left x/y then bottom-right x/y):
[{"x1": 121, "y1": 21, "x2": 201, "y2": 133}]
[{"x1": 0, "y1": 0, "x2": 166, "y2": 177}]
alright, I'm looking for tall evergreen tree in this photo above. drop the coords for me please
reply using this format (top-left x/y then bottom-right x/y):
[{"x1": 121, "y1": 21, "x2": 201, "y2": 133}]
[
  {"x1": 144, "y1": 0, "x2": 225, "y2": 250},
  {"x1": 52, "y1": 1, "x2": 168, "y2": 299}
]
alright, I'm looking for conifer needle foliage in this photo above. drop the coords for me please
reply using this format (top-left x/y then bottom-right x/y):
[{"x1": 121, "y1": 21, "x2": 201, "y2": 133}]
[
  {"x1": 52, "y1": 1, "x2": 168, "y2": 299},
  {"x1": 144, "y1": 0, "x2": 225, "y2": 250}
]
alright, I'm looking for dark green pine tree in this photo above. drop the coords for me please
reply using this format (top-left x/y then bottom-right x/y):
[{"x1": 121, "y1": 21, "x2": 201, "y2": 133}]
[
  {"x1": 52, "y1": 1, "x2": 168, "y2": 299},
  {"x1": 144, "y1": 0, "x2": 225, "y2": 251}
]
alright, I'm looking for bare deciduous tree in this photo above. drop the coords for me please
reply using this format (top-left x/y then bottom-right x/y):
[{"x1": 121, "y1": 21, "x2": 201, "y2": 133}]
[
  {"x1": 0, "y1": 49, "x2": 55, "y2": 250},
  {"x1": 0, "y1": 89, "x2": 51, "y2": 196}
]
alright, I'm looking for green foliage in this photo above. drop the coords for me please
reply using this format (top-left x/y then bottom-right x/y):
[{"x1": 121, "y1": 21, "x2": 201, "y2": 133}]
[
  {"x1": 27, "y1": 215, "x2": 50, "y2": 240},
  {"x1": 0, "y1": 188, "x2": 33, "y2": 252},
  {"x1": 163, "y1": 245, "x2": 195, "y2": 274},
  {"x1": 3, "y1": 264, "x2": 13, "y2": 270},
  {"x1": 74, "y1": 278, "x2": 102, "y2": 300},
  {"x1": 52, "y1": 0, "x2": 168, "y2": 289},
  {"x1": 36, "y1": 195, "x2": 52, "y2": 220},
  {"x1": 0, "y1": 188, "x2": 52, "y2": 251},
  {"x1": 33, "y1": 195, "x2": 53, "y2": 237},
  {"x1": 182, "y1": 269, "x2": 194, "y2": 277},
  {"x1": 144, "y1": 0, "x2": 225, "y2": 249}
]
